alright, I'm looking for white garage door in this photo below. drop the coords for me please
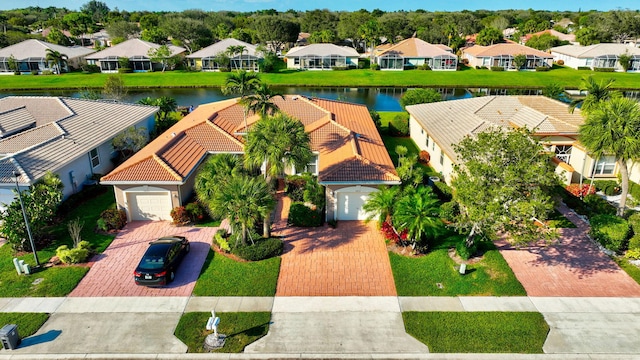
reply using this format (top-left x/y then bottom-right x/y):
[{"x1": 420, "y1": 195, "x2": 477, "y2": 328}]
[
  {"x1": 336, "y1": 187, "x2": 376, "y2": 220},
  {"x1": 127, "y1": 192, "x2": 172, "y2": 221}
]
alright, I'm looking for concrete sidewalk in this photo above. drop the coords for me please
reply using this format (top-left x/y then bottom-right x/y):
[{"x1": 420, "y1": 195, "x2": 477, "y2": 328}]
[{"x1": 3, "y1": 296, "x2": 640, "y2": 356}]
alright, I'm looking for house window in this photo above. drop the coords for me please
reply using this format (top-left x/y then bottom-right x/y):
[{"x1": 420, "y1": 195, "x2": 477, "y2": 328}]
[
  {"x1": 294, "y1": 58, "x2": 300, "y2": 65},
  {"x1": 439, "y1": 152, "x2": 444, "y2": 166},
  {"x1": 295, "y1": 154, "x2": 318, "y2": 175},
  {"x1": 89, "y1": 148, "x2": 100, "y2": 168},
  {"x1": 555, "y1": 145, "x2": 572, "y2": 163},
  {"x1": 432, "y1": 141, "x2": 435, "y2": 151},
  {"x1": 592, "y1": 155, "x2": 616, "y2": 175},
  {"x1": 425, "y1": 135, "x2": 429, "y2": 147},
  {"x1": 585, "y1": 58, "x2": 593, "y2": 66}
]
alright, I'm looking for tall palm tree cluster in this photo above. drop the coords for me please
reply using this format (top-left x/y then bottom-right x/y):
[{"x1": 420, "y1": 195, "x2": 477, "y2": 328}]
[
  {"x1": 574, "y1": 76, "x2": 640, "y2": 217},
  {"x1": 196, "y1": 70, "x2": 313, "y2": 246},
  {"x1": 363, "y1": 145, "x2": 444, "y2": 252},
  {"x1": 45, "y1": 48, "x2": 68, "y2": 74}
]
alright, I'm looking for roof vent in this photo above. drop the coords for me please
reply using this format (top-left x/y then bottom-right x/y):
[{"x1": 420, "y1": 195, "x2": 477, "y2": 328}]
[
  {"x1": 171, "y1": 132, "x2": 176, "y2": 137},
  {"x1": 292, "y1": 96, "x2": 299, "y2": 100}
]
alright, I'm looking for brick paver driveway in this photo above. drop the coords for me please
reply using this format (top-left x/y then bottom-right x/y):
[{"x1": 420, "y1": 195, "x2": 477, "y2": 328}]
[
  {"x1": 70, "y1": 221, "x2": 222, "y2": 297},
  {"x1": 498, "y1": 204, "x2": 640, "y2": 297},
  {"x1": 273, "y1": 193, "x2": 396, "y2": 296}
]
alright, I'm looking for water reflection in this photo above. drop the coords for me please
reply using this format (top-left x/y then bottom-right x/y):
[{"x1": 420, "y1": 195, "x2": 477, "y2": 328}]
[{"x1": 1, "y1": 87, "x2": 637, "y2": 111}]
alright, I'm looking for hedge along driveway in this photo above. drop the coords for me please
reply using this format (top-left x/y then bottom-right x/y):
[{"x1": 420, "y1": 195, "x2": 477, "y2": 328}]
[{"x1": 2, "y1": 66, "x2": 640, "y2": 91}]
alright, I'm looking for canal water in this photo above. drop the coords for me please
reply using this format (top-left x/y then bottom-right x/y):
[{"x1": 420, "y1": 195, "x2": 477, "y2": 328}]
[{"x1": 0, "y1": 87, "x2": 548, "y2": 112}]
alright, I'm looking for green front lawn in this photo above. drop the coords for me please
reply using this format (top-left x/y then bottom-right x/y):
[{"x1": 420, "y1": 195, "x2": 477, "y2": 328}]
[
  {"x1": 0, "y1": 186, "x2": 116, "y2": 297},
  {"x1": 0, "y1": 313, "x2": 49, "y2": 338},
  {"x1": 404, "y1": 312, "x2": 549, "y2": 353},
  {"x1": 390, "y1": 235, "x2": 526, "y2": 296},
  {"x1": 175, "y1": 312, "x2": 270, "y2": 353},
  {"x1": 193, "y1": 250, "x2": 280, "y2": 296},
  {"x1": 3, "y1": 66, "x2": 640, "y2": 90},
  {"x1": 614, "y1": 257, "x2": 640, "y2": 285}
]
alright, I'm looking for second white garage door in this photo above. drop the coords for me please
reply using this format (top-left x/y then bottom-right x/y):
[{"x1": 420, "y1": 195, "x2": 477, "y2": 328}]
[
  {"x1": 127, "y1": 192, "x2": 172, "y2": 221},
  {"x1": 336, "y1": 187, "x2": 377, "y2": 220}
]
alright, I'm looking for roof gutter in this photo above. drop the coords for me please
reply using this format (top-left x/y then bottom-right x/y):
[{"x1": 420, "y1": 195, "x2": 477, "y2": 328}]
[
  {"x1": 99, "y1": 181, "x2": 183, "y2": 186},
  {"x1": 319, "y1": 180, "x2": 401, "y2": 186}
]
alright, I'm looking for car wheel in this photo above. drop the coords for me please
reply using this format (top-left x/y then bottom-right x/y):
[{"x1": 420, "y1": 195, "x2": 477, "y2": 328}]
[
  {"x1": 185, "y1": 244, "x2": 190, "y2": 253},
  {"x1": 169, "y1": 270, "x2": 175, "y2": 283}
]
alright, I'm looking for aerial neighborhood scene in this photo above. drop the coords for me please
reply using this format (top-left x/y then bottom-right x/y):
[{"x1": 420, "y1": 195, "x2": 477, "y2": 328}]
[{"x1": 2, "y1": 0, "x2": 640, "y2": 358}]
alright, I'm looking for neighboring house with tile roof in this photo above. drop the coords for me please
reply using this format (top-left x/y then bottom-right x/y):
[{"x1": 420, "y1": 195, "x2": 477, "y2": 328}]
[
  {"x1": 462, "y1": 43, "x2": 553, "y2": 70},
  {"x1": 550, "y1": 43, "x2": 640, "y2": 72},
  {"x1": 85, "y1": 39, "x2": 186, "y2": 73},
  {"x1": 101, "y1": 96, "x2": 400, "y2": 221},
  {"x1": 406, "y1": 96, "x2": 620, "y2": 186},
  {"x1": 374, "y1": 38, "x2": 457, "y2": 71},
  {"x1": 285, "y1": 44, "x2": 359, "y2": 70},
  {"x1": 0, "y1": 39, "x2": 95, "y2": 74},
  {"x1": 186, "y1": 38, "x2": 261, "y2": 71},
  {"x1": 520, "y1": 29, "x2": 576, "y2": 46},
  {"x1": 0, "y1": 96, "x2": 157, "y2": 211}
]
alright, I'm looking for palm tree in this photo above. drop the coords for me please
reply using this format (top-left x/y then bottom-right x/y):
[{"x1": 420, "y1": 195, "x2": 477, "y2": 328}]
[
  {"x1": 241, "y1": 83, "x2": 284, "y2": 119},
  {"x1": 222, "y1": 70, "x2": 261, "y2": 132},
  {"x1": 393, "y1": 186, "x2": 444, "y2": 245},
  {"x1": 244, "y1": 113, "x2": 313, "y2": 237},
  {"x1": 569, "y1": 76, "x2": 620, "y2": 114},
  {"x1": 45, "y1": 49, "x2": 68, "y2": 74},
  {"x1": 205, "y1": 173, "x2": 275, "y2": 246},
  {"x1": 579, "y1": 97, "x2": 640, "y2": 216},
  {"x1": 363, "y1": 186, "x2": 400, "y2": 224},
  {"x1": 195, "y1": 154, "x2": 244, "y2": 199},
  {"x1": 236, "y1": 45, "x2": 247, "y2": 70}
]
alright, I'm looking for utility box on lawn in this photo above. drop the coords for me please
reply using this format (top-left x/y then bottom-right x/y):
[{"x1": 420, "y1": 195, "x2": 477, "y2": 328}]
[{"x1": 0, "y1": 324, "x2": 20, "y2": 350}]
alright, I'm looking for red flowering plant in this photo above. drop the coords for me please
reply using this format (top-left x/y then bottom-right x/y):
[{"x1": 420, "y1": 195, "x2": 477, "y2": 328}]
[
  {"x1": 380, "y1": 221, "x2": 408, "y2": 245},
  {"x1": 565, "y1": 184, "x2": 596, "y2": 198}
]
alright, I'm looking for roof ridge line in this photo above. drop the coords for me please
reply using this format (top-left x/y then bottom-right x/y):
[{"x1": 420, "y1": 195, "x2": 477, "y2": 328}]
[
  {"x1": 206, "y1": 119, "x2": 245, "y2": 147},
  {"x1": 355, "y1": 154, "x2": 401, "y2": 181},
  {"x1": 152, "y1": 154, "x2": 182, "y2": 181}
]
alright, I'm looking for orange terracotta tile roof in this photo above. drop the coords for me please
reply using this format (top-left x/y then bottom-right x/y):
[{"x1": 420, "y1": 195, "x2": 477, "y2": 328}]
[
  {"x1": 376, "y1": 38, "x2": 455, "y2": 58},
  {"x1": 102, "y1": 96, "x2": 399, "y2": 185}
]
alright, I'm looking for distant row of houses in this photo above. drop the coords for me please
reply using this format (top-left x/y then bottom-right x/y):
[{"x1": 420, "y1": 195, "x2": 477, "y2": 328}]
[{"x1": 1, "y1": 37, "x2": 639, "y2": 75}]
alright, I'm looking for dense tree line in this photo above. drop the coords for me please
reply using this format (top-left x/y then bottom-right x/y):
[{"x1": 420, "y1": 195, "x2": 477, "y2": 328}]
[{"x1": 1, "y1": 2, "x2": 639, "y2": 51}]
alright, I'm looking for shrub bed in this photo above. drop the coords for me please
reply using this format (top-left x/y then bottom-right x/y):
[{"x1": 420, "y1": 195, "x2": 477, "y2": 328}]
[
  {"x1": 535, "y1": 66, "x2": 550, "y2": 72},
  {"x1": 577, "y1": 66, "x2": 591, "y2": 70},
  {"x1": 490, "y1": 66, "x2": 505, "y2": 71},
  {"x1": 231, "y1": 237, "x2": 283, "y2": 261},
  {"x1": 583, "y1": 194, "x2": 616, "y2": 216},
  {"x1": 432, "y1": 181, "x2": 453, "y2": 202},
  {"x1": 388, "y1": 114, "x2": 409, "y2": 136},
  {"x1": 589, "y1": 214, "x2": 630, "y2": 253},
  {"x1": 96, "y1": 208, "x2": 127, "y2": 232},
  {"x1": 594, "y1": 67, "x2": 615, "y2": 72},
  {"x1": 594, "y1": 180, "x2": 620, "y2": 196},
  {"x1": 288, "y1": 202, "x2": 322, "y2": 227}
]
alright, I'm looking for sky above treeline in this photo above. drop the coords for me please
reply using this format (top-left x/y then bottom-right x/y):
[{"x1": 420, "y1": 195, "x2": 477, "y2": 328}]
[{"x1": 2, "y1": 0, "x2": 634, "y2": 13}]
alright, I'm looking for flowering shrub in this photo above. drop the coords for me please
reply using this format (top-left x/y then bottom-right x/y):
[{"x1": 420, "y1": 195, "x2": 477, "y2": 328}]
[
  {"x1": 565, "y1": 184, "x2": 596, "y2": 198},
  {"x1": 170, "y1": 206, "x2": 190, "y2": 225},
  {"x1": 380, "y1": 221, "x2": 408, "y2": 244},
  {"x1": 419, "y1": 150, "x2": 431, "y2": 164}
]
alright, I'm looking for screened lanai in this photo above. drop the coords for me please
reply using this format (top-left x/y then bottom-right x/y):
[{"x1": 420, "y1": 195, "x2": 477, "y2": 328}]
[
  {"x1": 593, "y1": 55, "x2": 619, "y2": 69},
  {"x1": 299, "y1": 54, "x2": 350, "y2": 70},
  {"x1": 129, "y1": 56, "x2": 152, "y2": 72},
  {"x1": 18, "y1": 57, "x2": 46, "y2": 73},
  {"x1": 97, "y1": 56, "x2": 120, "y2": 71},
  {"x1": 230, "y1": 55, "x2": 259, "y2": 71}
]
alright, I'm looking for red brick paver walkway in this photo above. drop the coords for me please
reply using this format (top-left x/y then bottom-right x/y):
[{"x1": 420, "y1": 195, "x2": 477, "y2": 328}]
[
  {"x1": 498, "y1": 203, "x2": 640, "y2": 297},
  {"x1": 69, "y1": 221, "x2": 223, "y2": 297},
  {"x1": 273, "y1": 190, "x2": 397, "y2": 296}
]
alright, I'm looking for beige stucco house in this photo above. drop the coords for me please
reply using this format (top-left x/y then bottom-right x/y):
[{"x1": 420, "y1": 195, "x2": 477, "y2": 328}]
[
  {"x1": 374, "y1": 37, "x2": 457, "y2": 71},
  {"x1": 0, "y1": 39, "x2": 95, "y2": 74},
  {"x1": 406, "y1": 96, "x2": 625, "y2": 187},
  {"x1": 186, "y1": 38, "x2": 261, "y2": 71},
  {"x1": 101, "y1": 96, "x2": 399, "y2": 222},
  {"x1": 85, "y1": 39, "x2": 186, "y2": 73},
  {"x1": 285, "y1": 44, "x2": 359, "y2": 70},
  {"x1": 462, "y1": 43, "x2": 553, "y2": 70},
  {"x1": 551, "y1": 43, "x2": 640, "y2": 72}
]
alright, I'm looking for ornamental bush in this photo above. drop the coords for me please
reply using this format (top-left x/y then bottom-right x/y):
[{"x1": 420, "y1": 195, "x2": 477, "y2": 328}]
[
  {"x1": 628, "y1": 234, "x2": 640, "y2": 251},
  {"x1": 565, "y1": 184, "x2": 596, "y2": 198},
  {"x1": 589, "y1": 214, "x2": 630, "y2": 253},
  {"x1": 56, "y1": 241, "x2": 91, "y2": 264},
  {"x1": 583, "y1": 194, "x2": 616, "y2": 216},
  {"x1": 456, "y1": 240, "x2": 477, "y2": 260},
  {"x1": 594, "y1": 180, "x2": 621, "y2": 196},
  {"x1": 432, "y1": 181, "x2": 453, "y2": 202},
  {"x1": 490, "y1": 66, "x2": 505, "y2": 71},
  {"x1": 628, "y1": 213, "x2": 640, "y2": 234},
  {"x1": 556, "y1": 60, "x2": 565, "y2": 65},
  {"x1": 577, "y1": 66, "x2": 591, "y2": 70},
  {"x1": 232, "y1": 237, "x2": 283, "y2": 261},
  {"x1": 389, "y1": 114, "x2": 409, "y2": 136},
  {"x1": 535, "y1": 66, "x2": 550, "y2": 71},
  {"x1": 96, "y1": 208, "x2": 127, "y2": 232},
  {"x1": 380, "y1": 221, "x2": 408, "y2": 244},
  {"x1": 594, "y1": 67, "x2": 615, "y2": 72},
  {"x1": 288, "y1": 202, "x2": 322, "y2": 227},
  {"x1": 170, "y1": 206, "x2": 190, "y2": 225}
]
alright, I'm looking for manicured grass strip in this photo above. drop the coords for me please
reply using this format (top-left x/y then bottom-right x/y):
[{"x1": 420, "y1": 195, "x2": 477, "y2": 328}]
[
  {"x1": 614, "y1": 257, "x2": 640, "y2": 285},
  {"x1": 404, "y1": 312, "x2": 549, "y2": 353},
  {"x1": 0, "y1": 313, "x2": 49, "y2": 338},
  {"x1": 0, "y1": 260, "x2": 89, "y2": 297},
  {"x1": 0, "y1": 186, "x2": 114, "y2": 297},
  {"x1": 390, "y1": 239, "x2": 526, "y2": 296},
  {"x1": 193, "y1": 250, "x2": 280, "y2": 296},
  {"x1": 3, "y1": 67, "x2": 640, "y2": 90},
  {"x1": 547, "y1": 209, "x2": 577, "y2": 229},
  {"x1": 378, "y1": 111, "x2": 406, "y2": 129},
  {"x1": 175, "y1": 312, "x2": 270, "y2": 353}
]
